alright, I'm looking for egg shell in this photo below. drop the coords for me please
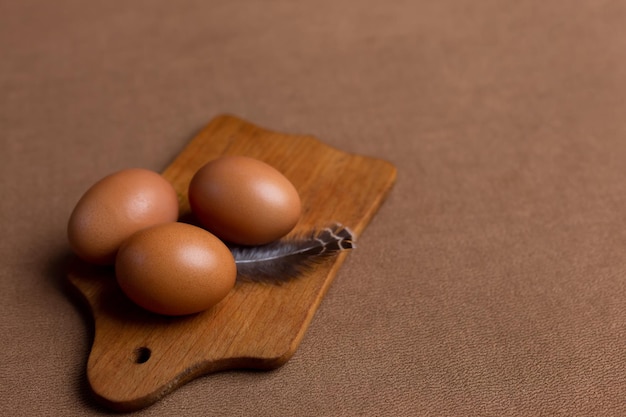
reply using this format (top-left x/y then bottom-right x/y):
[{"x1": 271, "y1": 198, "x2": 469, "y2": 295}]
[
  {"x1": 188, "y1": 156, "x2": 302, "y2": 245},
  {"x1": 115, "y1": 222, "x2": 237, "y2": 316},
  {"x1": 67, "y1": 168, "x2": 179, "y2": 264}
]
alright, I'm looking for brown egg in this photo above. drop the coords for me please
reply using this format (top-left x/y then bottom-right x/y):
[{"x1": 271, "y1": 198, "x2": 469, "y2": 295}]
[
  {"x1": 188, "y1": 156, "x2": 301, "y2": 245},
  {"x1": 67, "y1": 168, "x2": 179, "y2": 264},
  {"x1": 115, "y1": 222, "x2": 236, "y2": 316}
]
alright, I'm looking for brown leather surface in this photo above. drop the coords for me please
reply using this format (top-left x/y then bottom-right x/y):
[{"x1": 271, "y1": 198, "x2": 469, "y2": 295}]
[{"x1": 2, "y1": 1, "x2": 626, "y2": 415}]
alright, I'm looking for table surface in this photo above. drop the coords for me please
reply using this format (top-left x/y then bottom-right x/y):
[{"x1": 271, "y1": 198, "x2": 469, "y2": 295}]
[{"x1": 2, "y1": 1, "x2": 625, "y2": 416}]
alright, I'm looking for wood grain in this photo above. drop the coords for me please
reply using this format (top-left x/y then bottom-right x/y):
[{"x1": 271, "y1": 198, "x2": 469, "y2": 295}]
[{"x1": 67, "y1": 115, "x2": 397, "y2": 411}]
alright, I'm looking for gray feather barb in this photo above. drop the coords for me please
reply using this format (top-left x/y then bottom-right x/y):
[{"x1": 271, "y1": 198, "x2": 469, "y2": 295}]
[{"x1": 230, "y1": 224, "x2": 355, "y2": 283}]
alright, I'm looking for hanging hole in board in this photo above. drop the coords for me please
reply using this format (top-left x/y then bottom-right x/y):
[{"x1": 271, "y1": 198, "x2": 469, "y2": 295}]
[{"x1": 133, "y1": 347, "x2": 152, "y2": 364}]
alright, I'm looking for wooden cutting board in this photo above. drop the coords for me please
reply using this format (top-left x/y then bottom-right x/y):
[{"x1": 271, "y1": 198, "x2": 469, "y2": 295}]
[{"x1": 67, "y1": 115, "x2": 397, "y2": 411}]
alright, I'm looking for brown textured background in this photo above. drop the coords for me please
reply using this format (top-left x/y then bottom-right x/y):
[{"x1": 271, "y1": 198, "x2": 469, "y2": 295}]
[{"x1": 2, "y1": 1, "x2": 626, "y2": 416}]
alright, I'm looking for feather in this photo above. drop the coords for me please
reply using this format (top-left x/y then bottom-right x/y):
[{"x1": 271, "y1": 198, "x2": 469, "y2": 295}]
[{"x1": 230, "y1": 224, "x2": 355, "y2": 283}]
